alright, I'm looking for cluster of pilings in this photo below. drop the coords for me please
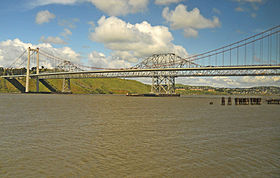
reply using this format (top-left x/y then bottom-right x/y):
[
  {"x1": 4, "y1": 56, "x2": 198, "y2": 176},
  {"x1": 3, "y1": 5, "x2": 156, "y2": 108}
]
[
  {"x1": 266, "y1": 99, "x2": 280, "y2": 104},
  {"x1": 221, "y1": 97, "x2": 262, "y2": 105}
]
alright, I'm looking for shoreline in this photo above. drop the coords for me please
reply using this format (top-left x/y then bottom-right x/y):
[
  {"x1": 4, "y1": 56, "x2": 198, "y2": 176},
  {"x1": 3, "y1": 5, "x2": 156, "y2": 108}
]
[{"x1": 0, "y1": 92, "x2": 279, "y2": 98}]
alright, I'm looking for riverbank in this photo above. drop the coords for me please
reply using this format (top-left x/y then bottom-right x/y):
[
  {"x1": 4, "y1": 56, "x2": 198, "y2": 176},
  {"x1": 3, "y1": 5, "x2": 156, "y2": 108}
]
[
  {"x1": 0, "y1": 78, "x2": 279, "y2": 96},
  {"x1": 0, "y1": 78, "x2": 150, "y2": 94}
]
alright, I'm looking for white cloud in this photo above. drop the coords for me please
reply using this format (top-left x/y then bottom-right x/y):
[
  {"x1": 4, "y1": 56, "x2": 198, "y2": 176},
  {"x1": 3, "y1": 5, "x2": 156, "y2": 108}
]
[
  {"x1": 88, "y1": 51, "x2": 132, "y2": 68},
  {"x1": 30, "y1": 0, "x2": 148, "y2": 16},
  {"x1": 155, "y1": 0, "x2": 183, "y2": 5},
  {"x1": 89, "y1": 16, "x2": 188, "y2": 62},
  {"x1": 30, "y1": 0, "x2": 79, "y2": 8},
  {"x1": 236, "y1": 0, "x2": 262, "y2": 3},
  {"x1": 0, "y1": 39, "x2": 81, "y2": 68},
  {"x1": 183, "y1": 28, "x2": 198, "y2": 38},
  {"x1": 88, "y1": 0, "x2": 149, "y2": 16},
  {"x1": 162, "y1": 4, "x2": 221, "y2": 38},
  {"x1": 61, "y1": 28, "x2": 72, "y2": 38},
  {"x1": 40, "y1": 36, "x2": 67, "y2": 44},
  {"x1": 58, "y1": 18, "x2": 80, "y2": 28},
  {"x1": 234, "y1": 0, "x2": 264, "y2": 18},
  {"x1": 35, "y1": 10, "x2": 56, "y2": 24}
]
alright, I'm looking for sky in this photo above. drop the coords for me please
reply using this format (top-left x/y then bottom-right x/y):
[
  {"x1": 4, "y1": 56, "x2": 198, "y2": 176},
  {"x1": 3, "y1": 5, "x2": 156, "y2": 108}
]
[{"x1": 0, "y1": 0, "x2": 279, "y2": 87}]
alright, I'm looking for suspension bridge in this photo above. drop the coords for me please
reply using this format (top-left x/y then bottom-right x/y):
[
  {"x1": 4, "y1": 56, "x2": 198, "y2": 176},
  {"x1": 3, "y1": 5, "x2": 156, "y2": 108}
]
[{"x1": 1, "y1": 25, "x2": 280, "y2": 94}]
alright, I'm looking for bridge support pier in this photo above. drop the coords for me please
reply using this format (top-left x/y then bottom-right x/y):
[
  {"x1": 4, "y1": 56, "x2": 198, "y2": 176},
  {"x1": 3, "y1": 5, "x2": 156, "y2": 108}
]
[
  {"x1": 36, "y1": 77, "x2": 39, "y2": 92},
  {"x1": 25, "y1": 47, "x2": 30, "y2": 93},
  {"x1": 151, "y1": 76, "x2": 176, "y2": 94},
  {"x1": 62, "y1": 78, "x2": 71, "y2": 93},
  {"x1": 36, "y1": 48, "x2": 39, "y2": 92}
]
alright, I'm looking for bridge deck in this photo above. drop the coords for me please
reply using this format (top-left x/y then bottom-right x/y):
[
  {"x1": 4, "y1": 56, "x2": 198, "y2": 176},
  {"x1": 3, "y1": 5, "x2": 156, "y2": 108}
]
[{"x1": 1, "y1": 65, "x2": 280, "y2": 79}]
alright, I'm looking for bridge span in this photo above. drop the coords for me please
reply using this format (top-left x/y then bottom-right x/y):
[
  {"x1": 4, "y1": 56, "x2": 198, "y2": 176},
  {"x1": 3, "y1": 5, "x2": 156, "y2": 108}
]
[{"x1": 1, "y1": 25, "x2": 280, "y2": 94}]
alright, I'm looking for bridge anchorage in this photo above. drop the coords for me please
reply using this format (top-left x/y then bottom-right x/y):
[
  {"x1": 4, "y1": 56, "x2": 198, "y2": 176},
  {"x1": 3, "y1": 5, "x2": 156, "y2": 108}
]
[{"x1": 1, "y1": 25, "x2": 280, "y2": 94}]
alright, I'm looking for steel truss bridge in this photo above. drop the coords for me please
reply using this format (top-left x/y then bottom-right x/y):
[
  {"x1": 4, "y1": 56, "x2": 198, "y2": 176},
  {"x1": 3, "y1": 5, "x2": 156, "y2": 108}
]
[{"x1": 1, "y1": 25, "x2": 280, "y2": 94}]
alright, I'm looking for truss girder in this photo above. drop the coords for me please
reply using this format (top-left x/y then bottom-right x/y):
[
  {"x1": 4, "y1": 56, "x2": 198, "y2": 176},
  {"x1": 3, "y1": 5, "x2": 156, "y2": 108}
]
[
  {"x1": 9, "y1": 68, "x2": 278, "y2": 79},
  {"x1": 2, "y1": 66, "x2": 280, "y2": 80},
  {"x1": 134, "y1": 53, "x2": 199, "y2": 69}
]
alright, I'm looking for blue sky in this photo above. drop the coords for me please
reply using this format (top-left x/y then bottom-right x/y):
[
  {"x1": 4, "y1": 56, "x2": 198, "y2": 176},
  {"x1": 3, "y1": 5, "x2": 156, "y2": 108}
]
[{"x1": 0, "y1": 0, "x2": 279, "y2": 87}]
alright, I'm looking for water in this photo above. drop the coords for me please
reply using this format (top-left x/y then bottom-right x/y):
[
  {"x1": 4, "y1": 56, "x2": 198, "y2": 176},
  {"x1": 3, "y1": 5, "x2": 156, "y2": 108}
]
[{"x1": 0, "y1": 94, "x2": 279, "y2": 177}]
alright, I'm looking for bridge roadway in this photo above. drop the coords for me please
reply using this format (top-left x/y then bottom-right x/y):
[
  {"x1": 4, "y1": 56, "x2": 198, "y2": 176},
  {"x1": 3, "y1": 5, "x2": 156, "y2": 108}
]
[{"x1": 2, "y1": 65, "x2": 280, "y2": 79}]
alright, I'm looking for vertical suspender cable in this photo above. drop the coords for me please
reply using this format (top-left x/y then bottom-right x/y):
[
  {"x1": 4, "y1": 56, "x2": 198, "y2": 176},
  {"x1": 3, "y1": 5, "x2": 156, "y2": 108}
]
[
  {"x1": 244, "y1": 40, "x2": 247, "y2": 66},
  {"x1": 222, "y1": 47, "x2": 224, "y2": 66},
  {"x1": 237, "y1": 46, "x2": 239, "y2": 66},
  {"x1": 230, "y1": 48, "x2": 232, "y2": 66},
  {"x1": 268, "y1": 31, "x2": 270, "y2": 64},
  {"x1": 252, "y1": 37, "x2": 255, "y2": 65},
  {"x1": 215, "y1": 53, "x2": 217, "y2": 66},
  {"x1": 261, "y1": 34, "x2": 263, "y2": 64}
]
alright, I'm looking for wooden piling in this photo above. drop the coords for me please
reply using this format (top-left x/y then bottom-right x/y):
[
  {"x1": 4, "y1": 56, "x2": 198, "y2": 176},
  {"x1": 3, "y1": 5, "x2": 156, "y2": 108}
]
[
  {"x1": 267, "y1": 99, "x2": 280, "y2": 104},
  {"x1": 221, "y1": 97, "x2": 225, "y2": 105},
  {"x1": 228, "y1": 97, "x2": 232, "y2": 105}
]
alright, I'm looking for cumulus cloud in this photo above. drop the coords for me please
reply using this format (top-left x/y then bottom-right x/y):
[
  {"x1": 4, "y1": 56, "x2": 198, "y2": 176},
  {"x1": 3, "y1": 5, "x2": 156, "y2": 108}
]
[
  {"x1": 35, "y1": 10, "x2": 56, "y2": 24},
  {"x1": 40, "y1": 36, "x2": 67, "y2": 45},
  {"x1": 30, "y1": 0, "x2": 148, "y2": 16},
  {"x1": 183, "y1": 28, "x2": 198, "y2": 38},
  {"x1": 236, "y1": 0, "x2": 262, "y2": 3},
  {"x1": 234, "y1": 0, "x2": 264, "y2": 18},
  {"x1": 58, "y1": 18, "x2": 80, "y2": 28},
  {"x1": 0, "y1": 38, "x2": 80, "y2": 68},
  {"x1": 30, "y1": 0, "x2": 79, "y2": 8},
  {"x1": 162, "y1": 4, "x2": 221, "y2": 38},
  {"x1": 88, "y1": 0, "x2": 149, "y2": 16},
  {"x1": 89, "y1": 16, "x2": 188, "y2": 62},
  {"x1": 88, "y1": 51, "x2": 132, "y2": 68},
  {"x1": 61, "y1": 28, "x2": 72, "y2": 38},
  {"x1": 155, "y1": 0, "x2": 183, "y2": 5}
]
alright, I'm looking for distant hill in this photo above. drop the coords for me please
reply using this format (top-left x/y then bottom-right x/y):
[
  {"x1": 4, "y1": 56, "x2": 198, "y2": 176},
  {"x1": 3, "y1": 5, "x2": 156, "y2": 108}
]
[
  {"x1": 0, "y1": 78, "x2": 151, "y2": 94},
  {"x1": 0, "y1": 77, "x2": 279, "y2": 95},
  {"x1": 175, "y1": 84, "x2": 280, "y2": 96}
]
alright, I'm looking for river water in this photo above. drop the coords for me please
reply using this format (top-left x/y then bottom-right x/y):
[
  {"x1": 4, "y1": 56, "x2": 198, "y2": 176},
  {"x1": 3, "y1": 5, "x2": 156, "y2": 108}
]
[{"x1": 0, "y1": 94, "x2": 279, "y2": 177}]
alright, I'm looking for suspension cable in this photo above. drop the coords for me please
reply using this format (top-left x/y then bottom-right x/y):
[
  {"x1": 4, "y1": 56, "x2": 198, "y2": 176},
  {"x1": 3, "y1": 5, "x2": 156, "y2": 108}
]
[{"x1": 7, "y1": 50, "x2": 27, "y2": 68}]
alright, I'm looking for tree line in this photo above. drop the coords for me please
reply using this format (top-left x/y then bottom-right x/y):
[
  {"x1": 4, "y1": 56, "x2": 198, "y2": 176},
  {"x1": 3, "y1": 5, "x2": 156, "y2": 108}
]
[{"x1": 0, "y1": 66, "x2": 50, "y2": 76}]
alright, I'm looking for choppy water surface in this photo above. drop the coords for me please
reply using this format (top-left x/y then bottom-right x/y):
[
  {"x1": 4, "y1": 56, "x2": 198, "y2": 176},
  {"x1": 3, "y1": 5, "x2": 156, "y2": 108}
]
[{"x1": 0, "y1": 94, "x2": 279, "y2": 177}]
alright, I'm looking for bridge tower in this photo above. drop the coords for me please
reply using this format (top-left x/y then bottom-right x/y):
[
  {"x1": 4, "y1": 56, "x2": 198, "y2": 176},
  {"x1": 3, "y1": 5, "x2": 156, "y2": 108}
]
[
  {"x1": 133, "y1": 53, "x2": 187, "y2": 94},
  {"x1": 151, "y1": 76, "x2": 176, "y2": 94},
  {"x1": 26, "y1": 47, "x2": 40, "y2": 93},
  {"x1": 62, "y1": 78, "x2": 71, "y2": 93}
]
